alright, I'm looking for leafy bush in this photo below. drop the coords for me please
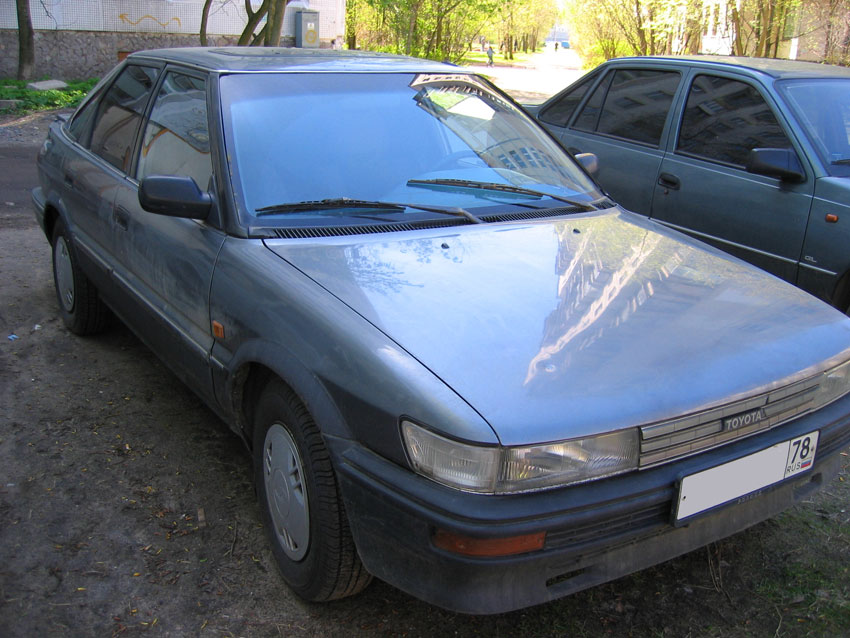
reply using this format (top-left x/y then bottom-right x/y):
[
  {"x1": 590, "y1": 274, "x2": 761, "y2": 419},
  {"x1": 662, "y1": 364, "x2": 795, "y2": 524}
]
[{"x1": 0, "y1": 78, "x2": 99, "y2": 113}]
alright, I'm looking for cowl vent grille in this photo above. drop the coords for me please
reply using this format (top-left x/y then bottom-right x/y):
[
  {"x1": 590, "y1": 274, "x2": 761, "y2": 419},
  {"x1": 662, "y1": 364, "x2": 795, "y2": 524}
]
[{"x1": 268, "y1": 206, "x2": 589, "y2": 239}]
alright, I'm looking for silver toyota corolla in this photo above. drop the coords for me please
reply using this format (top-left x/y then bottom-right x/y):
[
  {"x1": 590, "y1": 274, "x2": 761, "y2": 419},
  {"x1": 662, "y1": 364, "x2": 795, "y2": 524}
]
[{"x1": 33, "y1": 48, "x2": 850, "y2": 614}]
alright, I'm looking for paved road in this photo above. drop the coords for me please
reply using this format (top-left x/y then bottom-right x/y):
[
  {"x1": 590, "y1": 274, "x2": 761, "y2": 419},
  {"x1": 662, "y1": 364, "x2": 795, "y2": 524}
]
[{"x1": 465, "y1": 46, "x2": 587, "y2": 103}]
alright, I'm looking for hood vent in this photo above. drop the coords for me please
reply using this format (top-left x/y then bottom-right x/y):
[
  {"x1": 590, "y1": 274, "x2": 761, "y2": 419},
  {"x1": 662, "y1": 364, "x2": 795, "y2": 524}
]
[{"x1": 269, "y1": 206, "x2": 589, "y2": 239}]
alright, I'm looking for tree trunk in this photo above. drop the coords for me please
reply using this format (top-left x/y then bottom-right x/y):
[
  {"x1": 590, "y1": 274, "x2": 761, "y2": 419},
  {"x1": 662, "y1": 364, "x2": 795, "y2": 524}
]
[
  {"x1": 200, "y1": 0, "x2": 214, "y2": 46},
  {"x1": 265, "y1": 0, "x2": 286, "y2": 46},
  {"x1": 239, "y1": 0, "x2": 270, "y2": 46},
  {"x1": 16, "y1": 0, "x2": 35, "y2": 81}
]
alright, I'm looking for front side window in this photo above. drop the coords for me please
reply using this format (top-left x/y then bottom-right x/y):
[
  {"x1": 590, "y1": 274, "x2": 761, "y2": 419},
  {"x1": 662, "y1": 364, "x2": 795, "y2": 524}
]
[
  {"x1": 677, "y1": 74, "x2": 794, "y2": 167},
  {"x1": 137, "y1": 71, "x2": 212, "y2": 190},
  {"x1": 89, "y1": 64, "x2": 160, "y2": 172},
  {"x1": 574, "y1": 69, "x2": 680, "y2": 146},
  {"x1": 220, "y1": 72, "x2": 600, "y2": 223}
]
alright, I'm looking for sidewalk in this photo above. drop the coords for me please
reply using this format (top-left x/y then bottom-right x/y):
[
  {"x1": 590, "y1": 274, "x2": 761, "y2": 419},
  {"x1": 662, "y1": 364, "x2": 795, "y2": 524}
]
[{"x1": 464, "y1": 46, "x2": 587, "y2": 103}]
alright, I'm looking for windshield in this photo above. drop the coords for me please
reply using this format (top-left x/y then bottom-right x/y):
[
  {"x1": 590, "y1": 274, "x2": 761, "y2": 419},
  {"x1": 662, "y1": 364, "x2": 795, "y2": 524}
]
[
  {"x1": 778, "y1": 78, "x2": 850, "y2": 177},
  {"x1": 219, "y1": 72, "x2": 599, "y2": 223}
]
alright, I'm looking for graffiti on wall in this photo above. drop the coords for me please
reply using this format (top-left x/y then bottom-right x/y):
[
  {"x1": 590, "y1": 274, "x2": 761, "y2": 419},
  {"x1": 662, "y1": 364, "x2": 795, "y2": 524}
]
[{"x1": 1, "y1": 1, "x2": 345, "y2": 39}]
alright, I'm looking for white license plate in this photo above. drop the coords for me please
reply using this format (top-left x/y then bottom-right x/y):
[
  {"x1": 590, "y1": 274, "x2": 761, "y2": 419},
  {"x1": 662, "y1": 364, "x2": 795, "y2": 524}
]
[{"x1": 675, "y1": 431, "x2": 818, "y2": 522}]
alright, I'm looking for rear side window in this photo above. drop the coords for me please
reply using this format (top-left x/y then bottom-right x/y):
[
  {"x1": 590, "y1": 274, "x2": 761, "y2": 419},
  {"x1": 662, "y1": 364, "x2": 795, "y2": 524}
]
[
  {"x1": 538, "y1": 73, "x2": 597, "y2": 128},
  {"x1": 137, "y1": 71, "x2": 212, "y2": 190},
  {"x1": 67, "y1": 93, "x2": 100, "y2": 144},
  {"x1": 89, "y1": 64, "x2": 160, "y2": 172},
  {"x1": 677, "y1": 74, "x2": 794, "y2": 167},
  {"x1": 574, "y1": 69, "x2": 680, "y2": 147}
]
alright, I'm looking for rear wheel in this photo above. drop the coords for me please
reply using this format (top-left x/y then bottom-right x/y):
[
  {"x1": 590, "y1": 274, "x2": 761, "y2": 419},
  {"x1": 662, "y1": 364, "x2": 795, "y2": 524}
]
[
  {"x1": 253, "y1": 379, "x2": 372, "y2": 601},
  {"x1": 51, "y1": 219, "x2": 109, "y2": 335}
]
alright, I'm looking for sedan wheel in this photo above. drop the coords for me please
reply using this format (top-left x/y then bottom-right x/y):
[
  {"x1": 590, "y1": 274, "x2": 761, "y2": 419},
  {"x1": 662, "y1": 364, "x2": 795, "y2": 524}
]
[
  {"x1": 253, "y1": 379, "x2": 372, "y2": 601},
  {"x1": 50, "y1": 218, "x2": 109, "y2": 335},
  {"x1": 262, "y1": 423, "x2": 310, "y2": 561}
]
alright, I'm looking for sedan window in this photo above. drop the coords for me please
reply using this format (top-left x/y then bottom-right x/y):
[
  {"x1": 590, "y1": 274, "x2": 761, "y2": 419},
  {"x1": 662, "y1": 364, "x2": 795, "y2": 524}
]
[
  {"x1": 220, "y1": 72, "x2": 598, "y2": 221},
  {"x1": 677, "y1": 75, "x2": 794, "y2": 168},
  {"x1": 574, "y1": 69, "x2": 680, "y2": 147},
  {"x1": 89, "y1": 64, "x2": 160, "y2": 173},
  {"x1": 778, "y1": 78, "x2": 850, "y2": 176},
  {"x1": 538, "y1": 72, "x2": 596, "y2": 128},
  {"x1": 137, "y1": 71, "x2": 212, "y2": 190}
]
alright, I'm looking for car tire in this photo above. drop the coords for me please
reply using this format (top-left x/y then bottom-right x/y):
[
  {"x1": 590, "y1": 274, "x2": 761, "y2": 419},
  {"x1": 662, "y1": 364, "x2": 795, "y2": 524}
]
[
  {"x1": 51, "y1": 218, "x2": 109, "y2": 335},
  {"x1": 253, "y1": 379, "x2": 372, "y2": 601}
]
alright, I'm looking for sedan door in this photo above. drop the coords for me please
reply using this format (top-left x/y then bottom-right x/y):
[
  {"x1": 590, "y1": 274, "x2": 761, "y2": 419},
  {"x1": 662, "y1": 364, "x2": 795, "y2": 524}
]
[
  {"x1": 109, "y1": 68, "x2": 225, "y2": 401},
  {"x1": 538, "y1": 66, "x2": 683, "y2": 215},
  {"x1": 59, "y1": 63, "x2": 161, "y2": 294},
  {"x1": 649, "y1": 72, "x2": 815, "y2": 284}
]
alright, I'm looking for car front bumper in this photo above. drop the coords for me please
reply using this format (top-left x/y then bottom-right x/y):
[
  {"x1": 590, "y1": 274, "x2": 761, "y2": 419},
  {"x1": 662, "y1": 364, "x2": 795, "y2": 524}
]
[{"x1": 327, "y1": 393, "x2": 850, "y2": 614}]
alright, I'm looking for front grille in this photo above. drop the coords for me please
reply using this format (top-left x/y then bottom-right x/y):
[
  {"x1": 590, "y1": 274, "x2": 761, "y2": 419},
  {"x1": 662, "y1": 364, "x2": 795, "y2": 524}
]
[
  {"x1": 545, "y1": 502, "x2": 669, "y2": 552},
  {"x1": 639, "y1": 374, "x2": 822, "y2": 467}
]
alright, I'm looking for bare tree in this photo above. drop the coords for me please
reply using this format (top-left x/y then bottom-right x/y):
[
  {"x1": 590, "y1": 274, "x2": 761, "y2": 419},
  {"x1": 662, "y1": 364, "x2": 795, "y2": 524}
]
[
  {"x1": 16, "y1": 0, "x2": 35, "y2": 81},
  {"x1": 200, "y1": 0, "x2": 290, "y2": 46}
]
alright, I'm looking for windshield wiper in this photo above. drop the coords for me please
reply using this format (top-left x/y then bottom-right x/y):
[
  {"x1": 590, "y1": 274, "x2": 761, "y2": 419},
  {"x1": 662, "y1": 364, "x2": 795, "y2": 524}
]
[
  {"x1": 832, "y1": 158, "x2": 850, "y2": 165},
  {"x1": 407, "y1": 178, "x2": 610, "y2": 211},
  {"x1": 256, "y1": 197, "x2": 482, "y2": 224}
]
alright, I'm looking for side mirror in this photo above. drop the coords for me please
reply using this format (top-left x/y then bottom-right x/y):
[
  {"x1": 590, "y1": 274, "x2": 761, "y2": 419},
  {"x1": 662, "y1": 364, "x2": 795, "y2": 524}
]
[
  {"x1": 575, "y1": 152, "x2": 599, "y2": 176},
  {"x1": 746, "y1": 148, "x2": 805, "y2": 183},
  {"x1": 138, "y1": 175, "x2": 212, "y2": 219}
]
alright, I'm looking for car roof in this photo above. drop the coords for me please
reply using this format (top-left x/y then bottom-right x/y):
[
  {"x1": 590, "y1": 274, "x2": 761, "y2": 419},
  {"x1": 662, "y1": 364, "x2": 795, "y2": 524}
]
[
  {"x1": 126, "y1": 47, "x2": 465, "y2": 74},
  {"x1": 607, "y1": 55, "x2": 850, "y2": 80}
]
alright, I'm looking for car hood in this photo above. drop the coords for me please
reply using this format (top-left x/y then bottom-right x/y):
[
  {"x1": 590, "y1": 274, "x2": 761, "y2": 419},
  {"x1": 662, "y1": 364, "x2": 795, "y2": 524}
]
[{"x1": 265, "y1": 209, "x2": 850, "y2": 445}]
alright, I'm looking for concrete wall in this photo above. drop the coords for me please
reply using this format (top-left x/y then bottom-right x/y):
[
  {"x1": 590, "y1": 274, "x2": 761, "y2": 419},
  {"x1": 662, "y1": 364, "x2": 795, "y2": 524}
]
[{"x1": 0, "y1": 30, "x2": 243, "y2": 80}]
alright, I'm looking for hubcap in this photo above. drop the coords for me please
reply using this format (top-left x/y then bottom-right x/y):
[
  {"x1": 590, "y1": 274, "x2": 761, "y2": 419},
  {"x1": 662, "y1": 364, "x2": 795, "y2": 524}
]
[
  {"x1": 53, "y1": 236, "x2": 75, "y2": 313},
  {"x1": 263, "y1": 423, "x2": 309, "y2": 561}
]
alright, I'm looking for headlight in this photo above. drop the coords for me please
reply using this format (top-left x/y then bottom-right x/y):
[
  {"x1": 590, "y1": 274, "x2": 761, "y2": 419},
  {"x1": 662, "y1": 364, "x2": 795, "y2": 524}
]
[
  {"x1": 401, "y1": 420, "x2": 638, "y2": 494},
  {"x1": 813, "y1": 358, "x2": 850, "y2": 408}
]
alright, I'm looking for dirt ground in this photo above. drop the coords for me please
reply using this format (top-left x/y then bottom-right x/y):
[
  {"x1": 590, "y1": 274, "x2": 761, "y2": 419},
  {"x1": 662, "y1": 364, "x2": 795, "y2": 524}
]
[{"x1": 1, "y1": 110, "x2": 849, "y2": 638}]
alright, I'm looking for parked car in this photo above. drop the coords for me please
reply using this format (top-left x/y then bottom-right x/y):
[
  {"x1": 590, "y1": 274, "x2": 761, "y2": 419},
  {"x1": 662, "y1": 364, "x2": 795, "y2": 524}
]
[
  {"x1": 33, "y1": 48, "x2": 850, "y2": 614},
  {"x1": 530, "y1": 55, "x2": 850, "y2": 311}
]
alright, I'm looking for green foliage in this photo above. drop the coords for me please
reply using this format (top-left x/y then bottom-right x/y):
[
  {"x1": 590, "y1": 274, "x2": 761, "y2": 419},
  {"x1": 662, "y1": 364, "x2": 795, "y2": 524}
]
[
  {"x1": 0, "y1": 78, "x2": 99, "y2": 113},
  {"x1": 347, "y1": 0, "x2": 558, "y2": 63}
]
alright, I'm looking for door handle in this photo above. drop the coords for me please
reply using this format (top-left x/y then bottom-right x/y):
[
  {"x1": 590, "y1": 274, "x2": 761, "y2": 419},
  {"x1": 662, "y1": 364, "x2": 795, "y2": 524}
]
[
  {"x1": 658, "y1": 173, "x2": 680, "y2": 191},
  {"x1": 113, "y1": 207, "x2": 130, "y2": 231},
  {"x1": 63, "y1": 171, "x2": 75, "y2": 188}
]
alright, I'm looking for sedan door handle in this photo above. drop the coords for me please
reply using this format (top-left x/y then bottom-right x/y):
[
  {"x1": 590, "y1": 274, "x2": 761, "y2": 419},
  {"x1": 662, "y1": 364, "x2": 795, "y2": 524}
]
[
  {"x1": 113, "y1": 207, "x2": 130, "y2": 231},
  {"x1": 658, "y1": 172, "x2": 680, "y2": 191},
  {"x1": 63, "y1": 171, "x2": 75, "y2": 188}
]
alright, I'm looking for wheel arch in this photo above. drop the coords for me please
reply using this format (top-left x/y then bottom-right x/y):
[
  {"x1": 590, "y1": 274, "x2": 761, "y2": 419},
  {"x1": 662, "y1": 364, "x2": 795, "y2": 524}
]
[
  {"x1": 830, "y1": 268, "x2": 850, "y2": 314},
  {"x1": 223, "y1": 343, "x2": 354, "y2": 451}
]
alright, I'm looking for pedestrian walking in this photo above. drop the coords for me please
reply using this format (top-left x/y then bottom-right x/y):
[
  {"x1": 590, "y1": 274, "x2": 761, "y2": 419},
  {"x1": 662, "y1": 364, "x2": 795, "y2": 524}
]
[{"x1": 486, "y1": 45, "x2": 494, "y2": 66}]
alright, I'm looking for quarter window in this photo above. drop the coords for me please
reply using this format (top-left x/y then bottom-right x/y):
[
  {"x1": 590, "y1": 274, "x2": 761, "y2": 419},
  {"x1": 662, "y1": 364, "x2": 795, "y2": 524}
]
[
  {"x1": 137, "y1": 72, "x2": 212, "y2": 190},
  {"x1": 67, "y1": 91, "x2": 100, "y2": 145},
  {"x1": 538, "y1": 73, "x2": 596, "y2": 128},
  {"x1": 677, "y1": 75, "x2": 794, "y2": 167},
  {"x1": 89, "y1": 65, "x2": 160, "y2": 172},
  {"x1": 574, "y1": 69, "x2": 680, "y2": 146}
]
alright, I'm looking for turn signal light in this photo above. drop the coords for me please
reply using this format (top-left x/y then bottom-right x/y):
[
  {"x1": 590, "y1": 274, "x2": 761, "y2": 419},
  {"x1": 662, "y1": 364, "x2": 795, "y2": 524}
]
[{"x1": 433, "y1": 529, "x2": 545, "y2": 557}]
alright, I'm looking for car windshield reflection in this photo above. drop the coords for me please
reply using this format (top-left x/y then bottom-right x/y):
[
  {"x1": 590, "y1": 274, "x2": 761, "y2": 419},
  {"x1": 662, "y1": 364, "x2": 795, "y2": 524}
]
[
  {"x1": 779, "y1": 78, "x2": 850, "y2": 176},
  {"x1": 220, "y1": 72, "x2": 599, "y2": 223}
]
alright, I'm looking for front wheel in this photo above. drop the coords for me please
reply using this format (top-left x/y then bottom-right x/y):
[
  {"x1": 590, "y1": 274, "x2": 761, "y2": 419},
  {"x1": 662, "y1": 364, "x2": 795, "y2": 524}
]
[
  {"x1": 253, "y1": 379, "x2": 371, "y2": 601},
  {"x1": 51, "y1": 218, "x2": 109, "y2": 335}
]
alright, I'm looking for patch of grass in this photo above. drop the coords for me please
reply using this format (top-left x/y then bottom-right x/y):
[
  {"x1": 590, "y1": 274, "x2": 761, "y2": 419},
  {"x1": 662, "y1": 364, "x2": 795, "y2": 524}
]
[
  {"x1": 0, "y1": 77, "x2": 99, "y2": 114},
  {"x1": 752, "y1": 504, "x2": 850, "y2": 635},
  {"x1": 460, "y1": 48, "x2": 543, "y2": 67}
]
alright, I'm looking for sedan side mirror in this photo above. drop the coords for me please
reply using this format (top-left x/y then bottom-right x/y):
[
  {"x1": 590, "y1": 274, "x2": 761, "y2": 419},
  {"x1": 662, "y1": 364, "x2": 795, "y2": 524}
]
[
  {"x1": 746, "y1": 148, "x2": 805, "y2": 183},
  {"x1": 575, "y1": 152, "x2": 599, "y2": 176},
  {"x1": 139, "y1": 175, "x2": 212, "y2": 219}
]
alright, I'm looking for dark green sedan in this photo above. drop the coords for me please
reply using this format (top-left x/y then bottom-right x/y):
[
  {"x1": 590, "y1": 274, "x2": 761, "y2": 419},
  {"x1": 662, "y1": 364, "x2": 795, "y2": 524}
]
[{"x1": 531, "y1": 56, "x2": 850, "y2": 310}]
